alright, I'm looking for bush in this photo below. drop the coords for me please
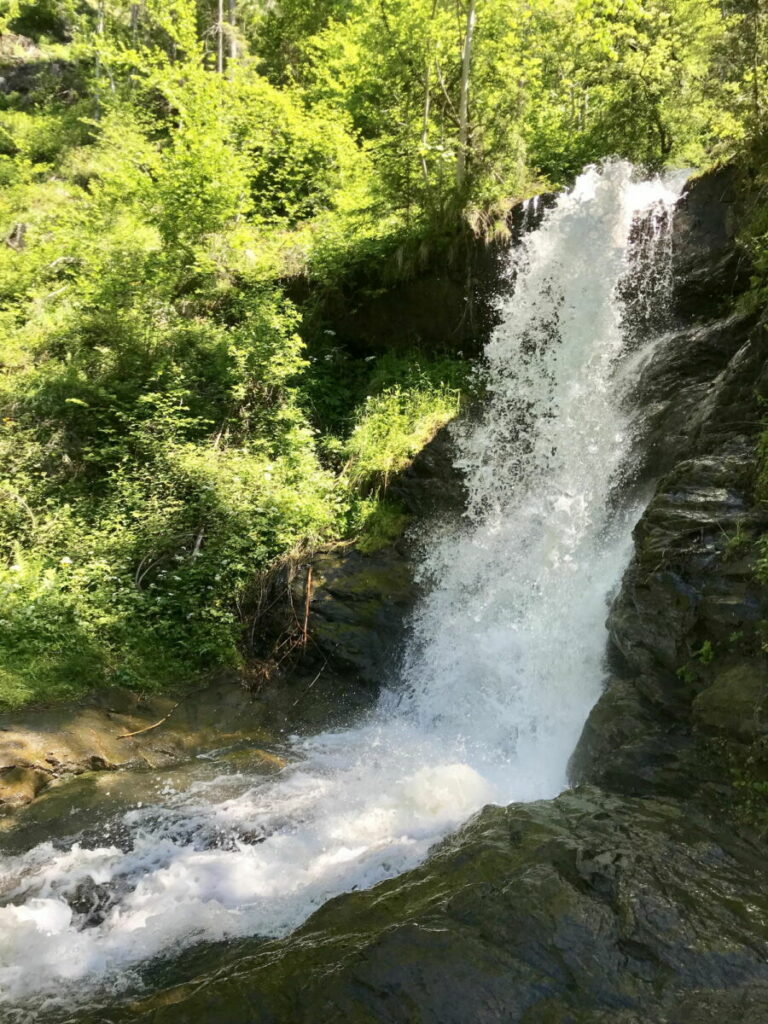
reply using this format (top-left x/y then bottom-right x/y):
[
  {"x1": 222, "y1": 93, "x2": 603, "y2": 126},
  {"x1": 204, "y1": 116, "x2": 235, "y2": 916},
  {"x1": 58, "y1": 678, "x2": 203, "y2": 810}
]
[{"x1": 344, "y1": 381, "x2": 461, "y2": 492}]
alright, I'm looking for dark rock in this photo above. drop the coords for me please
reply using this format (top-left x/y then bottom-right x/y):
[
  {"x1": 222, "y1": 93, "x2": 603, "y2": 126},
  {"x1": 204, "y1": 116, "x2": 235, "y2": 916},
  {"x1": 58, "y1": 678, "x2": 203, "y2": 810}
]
[
  {"x1": 307, "y1": 544, "x2": 416, "y2": 684},
  {"x1": 693, "y1": 662, "x2": 768, "y2": 741},
  {"x1": 96, "y1": 790, "x2": 768, "y2": 1024},
  {"x1": 568, "y1": 677, "x2": 695, "y2": 796},
  {"x1": 305, "y1": 423, "x2": 466, "y2": 685},
  {"x1": 387, "y1": 423, "x2": 467, "y2": 517},
  {"x1": 672, "y1": 164, "x2": 752, "y2": 320},
  {"x1": 574, "y1": 166, "x2": 768, "y2": 805},
  {"x1": 293, "y1": 194, "x2": 555, "y2": 362}
]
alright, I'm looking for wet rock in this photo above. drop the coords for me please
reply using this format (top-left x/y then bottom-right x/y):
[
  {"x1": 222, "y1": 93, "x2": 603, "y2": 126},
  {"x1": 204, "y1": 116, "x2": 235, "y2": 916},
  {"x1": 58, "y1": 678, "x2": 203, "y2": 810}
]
[
  {"x1": 308, "y1": 545, "x2": 415, "y2": 684},
  {"x1": 636, "y1": 316, "x2": 760, "y2": 479},
  {"x1": 305, "y1": 423, "x2": 466, "y2": 685},
  {"x1": 574, "y1": 166, "x2": 768, "y2": 806},
  {"x1": 672, "y1": 164, "x2": 752, "y2": 321},
  {"x1": 0, "y1": 764, "x2": 51, "y2": 813},
  {"x1": 568, "y1": 677, "x2": 696, "y2": 796},
  {"x1": 0, "y1": 680, "x2": 289, "y2": 822},
  {"x1": 586, "y1": 433, "x2": 768, "y2": 792},
  {"x1": 693, "y1": 662, "x2": 768, "y2": 741},
  {"x1": 96, "y1": 790, "x2": 768, "y2": 1024},
  {"x1": 387, "y1": 424, "x2": 468, "y2": 516},
  {"x1": 70, "y1": 878, "x2": 120, "y2": 928}
]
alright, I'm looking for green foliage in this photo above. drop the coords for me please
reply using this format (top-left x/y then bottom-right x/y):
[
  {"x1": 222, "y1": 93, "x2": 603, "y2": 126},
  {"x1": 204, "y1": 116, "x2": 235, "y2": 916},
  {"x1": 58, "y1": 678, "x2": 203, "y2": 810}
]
[
  {"x1": 676, "y1": 663, "x2": 697, "y2": 685},
  {"x1": 724, "y1": 520, "x2": 753, "y2": 558},
  {"x1": 0, "y1": 0, "x2": 761, "y2": 707},
  {"x1": 344, "y1": 381, "x2": 461, "y2": 492},
  {"x1": 352, "y1": 498, "x2": 410, "y2": 554},
  {"x1": 519, "y1": 0, "x2": 727, "y2": 178},
  {"x1": 303, "y1": 345, "x2": 470, "y2": 442},
  {"x1": 696, "y1": 639, "x2": 716, "y2": 665}
]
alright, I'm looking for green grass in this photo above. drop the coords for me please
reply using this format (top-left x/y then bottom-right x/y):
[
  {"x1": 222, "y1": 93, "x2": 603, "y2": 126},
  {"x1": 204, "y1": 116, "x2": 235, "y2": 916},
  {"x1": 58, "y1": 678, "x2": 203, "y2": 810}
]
[
  {"x1": 353, "y1": 499, "x2": 411, "y2": 554},
  {"x1": 344, "y1": 383, "x2": 461, "y2": 493}
]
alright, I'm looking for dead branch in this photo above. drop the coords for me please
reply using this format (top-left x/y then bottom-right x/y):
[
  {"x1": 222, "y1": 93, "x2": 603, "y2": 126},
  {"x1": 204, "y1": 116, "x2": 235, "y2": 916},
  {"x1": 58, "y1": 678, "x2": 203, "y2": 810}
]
[
  {"x1": 117, "y1": 705, "x2": 180, "y2": 739},
  {"x1": 302, "y1": 563, "x2": 313, "y2": 646}
]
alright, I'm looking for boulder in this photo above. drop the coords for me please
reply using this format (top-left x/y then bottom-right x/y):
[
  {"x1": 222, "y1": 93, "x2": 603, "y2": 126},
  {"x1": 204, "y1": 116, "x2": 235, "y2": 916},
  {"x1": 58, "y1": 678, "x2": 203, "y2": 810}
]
[
  {"x1": 307, "y1": 544, "x2": 415, "y2": 684},
  {"x1": 304, "y1": 423, "x2": 467, "y2": 684}
]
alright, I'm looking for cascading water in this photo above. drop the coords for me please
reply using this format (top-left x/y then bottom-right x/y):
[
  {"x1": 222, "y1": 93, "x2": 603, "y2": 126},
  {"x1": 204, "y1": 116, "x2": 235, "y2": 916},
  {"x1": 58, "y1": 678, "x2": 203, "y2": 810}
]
[{"x1": 0, "y1": 161, "x2": 686, "y2": 1020}]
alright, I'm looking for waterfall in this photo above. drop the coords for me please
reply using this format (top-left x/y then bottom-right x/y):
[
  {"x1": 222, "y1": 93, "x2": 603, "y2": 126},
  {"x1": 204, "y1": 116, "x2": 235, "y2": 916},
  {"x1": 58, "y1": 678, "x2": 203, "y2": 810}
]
[{"x1": 0, "y1": 161, "x2": 686, "y2": 1019}]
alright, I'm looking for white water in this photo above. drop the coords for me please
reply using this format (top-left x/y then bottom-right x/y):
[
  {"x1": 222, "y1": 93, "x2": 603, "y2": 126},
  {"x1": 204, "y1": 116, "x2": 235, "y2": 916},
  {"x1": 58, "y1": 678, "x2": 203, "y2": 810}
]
[{"x1": 0, "y1": 161, "x2": 686, "y2": 1019}]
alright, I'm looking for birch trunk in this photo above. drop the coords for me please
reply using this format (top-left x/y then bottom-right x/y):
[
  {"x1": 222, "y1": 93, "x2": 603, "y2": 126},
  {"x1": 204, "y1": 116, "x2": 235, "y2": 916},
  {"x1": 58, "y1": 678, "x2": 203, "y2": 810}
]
[
  {"x1": 456, "y1": 0, "x2": 476, "y2": 189},
  {"x1": 228, "y1": 0, "x2": 238, "y2": 62},
  {"x1": 420, "y1": 63, "x2": 431, "y2": 185},
  {"x1": 217, "y1": 0, "x2": 225, "y2": 73}
]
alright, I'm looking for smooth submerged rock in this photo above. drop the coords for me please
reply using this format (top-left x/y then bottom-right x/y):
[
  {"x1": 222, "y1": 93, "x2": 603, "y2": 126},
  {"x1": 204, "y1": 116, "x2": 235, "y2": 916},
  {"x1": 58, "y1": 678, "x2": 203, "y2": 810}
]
[
  {"x1": 0, "y1": 675, "x2": 345, "y2": 821},
  {"x1": 0, "y1": 763, "x2": 50, "y2": 813}
]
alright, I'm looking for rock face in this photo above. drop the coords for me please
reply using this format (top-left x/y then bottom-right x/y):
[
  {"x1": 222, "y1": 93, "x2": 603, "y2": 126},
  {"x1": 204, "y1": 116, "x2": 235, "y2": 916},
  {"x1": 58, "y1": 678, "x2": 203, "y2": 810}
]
[
  {"x1": 105, "y1": 791, "x2": 768, "y2": 1024},
  {"x1": 84, "y1": 166, "x2": 768, "y2": 1024},
  {"x1": 572, "y1": 165, "x2": 768, "y2": 803},
  {"x1": 306, "y1": 544, "x2": 415, "y2": 685},
  {"x1": 302, "y1": 426, "x2": 466, "y2": 685}
]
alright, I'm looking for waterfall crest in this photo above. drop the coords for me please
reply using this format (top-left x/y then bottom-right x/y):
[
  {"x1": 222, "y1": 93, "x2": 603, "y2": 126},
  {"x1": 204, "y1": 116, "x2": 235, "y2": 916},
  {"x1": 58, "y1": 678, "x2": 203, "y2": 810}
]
[{"x1": 0, "y1": 161, "x2": 686, "y2": 1018}]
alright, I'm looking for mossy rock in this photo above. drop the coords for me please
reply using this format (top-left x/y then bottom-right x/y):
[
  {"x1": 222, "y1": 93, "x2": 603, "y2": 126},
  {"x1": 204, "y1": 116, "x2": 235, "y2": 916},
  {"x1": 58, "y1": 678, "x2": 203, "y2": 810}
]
[
  {"x1": 87, "y1": 789, "x2": 768, "y2": 1024},
  {"x1": 0, "y1": 764, "x2": 50, "y2": 813},
  {"x1": 693, "y1": 661, "x2": 768, "y2": 740},
  {"x1": 308, "y1": 545, "x2": 417, "y2": 683}
]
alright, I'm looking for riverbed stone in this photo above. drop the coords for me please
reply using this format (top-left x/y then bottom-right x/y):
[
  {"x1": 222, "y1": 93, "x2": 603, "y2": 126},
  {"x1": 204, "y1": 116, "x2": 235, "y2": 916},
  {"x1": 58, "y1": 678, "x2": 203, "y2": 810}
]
[
  {"x1": 0, "y1": 677, "x2": 317, "y2": 824},
  {"x1": 0, "y1": 763, "x2": 50, "y2": 813}
]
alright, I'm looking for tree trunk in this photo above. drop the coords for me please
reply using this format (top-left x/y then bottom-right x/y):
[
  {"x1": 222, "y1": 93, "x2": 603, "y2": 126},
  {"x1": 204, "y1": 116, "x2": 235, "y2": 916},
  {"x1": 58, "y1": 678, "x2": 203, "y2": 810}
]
[
  {"x1": 228, "y1": 0, "x2": 237, "y2": 62},
  {"x1": 130, "y1": 3, "x2": 139, "y2": 45},
  {"x1": 420, "y1": 62, "x2": 431, "y2": 185},
  {"x1": 752, "y1": 0, "x2": 764, "y2": 125},
  {"x1": 456, "y1": 0, "x2": 476, "y2": 189},
  {"x1": 94, "y1": 1, "x2": 105, "y2": 119},
  {"x1": 217, "y1": 0, "x2": 225, "y2": 73}
]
